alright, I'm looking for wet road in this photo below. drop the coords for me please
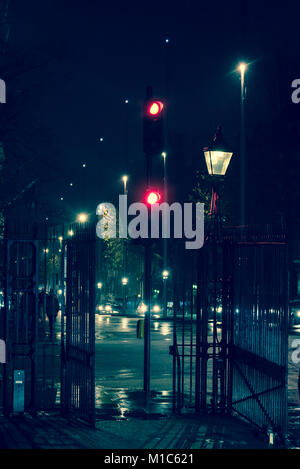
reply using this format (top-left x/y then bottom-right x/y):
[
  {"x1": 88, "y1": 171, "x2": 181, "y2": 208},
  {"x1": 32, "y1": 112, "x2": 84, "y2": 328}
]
[
  {"x1": 48, "y1": 314, "x2": 300, "y2": 422},
  {"x1": 95, "y1": 316, "x2": 173, "y2": 406}
]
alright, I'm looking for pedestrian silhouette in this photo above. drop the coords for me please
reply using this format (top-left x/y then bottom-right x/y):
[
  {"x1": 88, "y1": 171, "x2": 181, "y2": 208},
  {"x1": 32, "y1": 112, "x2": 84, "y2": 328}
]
[{"x1": 46, "y1": 289, "x2": 59, "y2": 340}]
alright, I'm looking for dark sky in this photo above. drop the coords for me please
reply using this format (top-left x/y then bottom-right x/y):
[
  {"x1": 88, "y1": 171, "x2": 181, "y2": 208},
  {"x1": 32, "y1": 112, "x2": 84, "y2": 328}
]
[{"x1": 4, "y1": 0, "x2": 300, "y2": 222}]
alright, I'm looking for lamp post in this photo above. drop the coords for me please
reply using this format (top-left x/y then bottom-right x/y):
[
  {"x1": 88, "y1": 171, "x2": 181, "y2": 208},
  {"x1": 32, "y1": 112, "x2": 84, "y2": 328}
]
[
  {"x1": 77, "y1": 213, "x2": 88, "y2": 223},
  {"x1": 121, "y1": 277, "x2": 128, "y2": 312},
  {"x1": 162, "y1": 269, "x2": 169, "y2": 318},
  {"x1": 97, "y1": 281, "x2": 103, "y2": 306},
  {"x1": 121, "y1": 175, "x2": 128, "y2": 312},
  {"x1": 203, "y1": 126, "x2": 233, "y2": 218},
  {"x1": 161, "y1": 152, "x2": 168, "y2": 318},
  {"x1": 202, "y1": 126, "x2": 233, "y2": 412},
  {"x1": 238, "y1": 62, "x2": 247, "y2": 226},
  {"x1": 122, "y1": 175, "x2": 128, "y2": 195}
]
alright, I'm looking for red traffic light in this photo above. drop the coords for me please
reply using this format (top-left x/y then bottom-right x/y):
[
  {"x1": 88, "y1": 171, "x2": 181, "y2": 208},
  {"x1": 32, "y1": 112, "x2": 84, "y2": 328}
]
[
  {"x1": 145, "y1": 190, "x2": 161, "y2": 205},
  {"x1": 146, "y1": 100, "x2": 164, "y2": 118}
]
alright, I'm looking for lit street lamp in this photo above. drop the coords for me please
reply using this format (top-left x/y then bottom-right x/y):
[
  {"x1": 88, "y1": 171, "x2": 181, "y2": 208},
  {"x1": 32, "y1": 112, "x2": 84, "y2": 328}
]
[
  {"x1": 122, "y1": 175, "x2": 128, "y2": 195},
  {"x1": 97, "y1": 282, "x2": 103, "y2": 304},
  {"x1": 121, "y1": 176, "x2": 128, "y2": 312},
  {"x1": 161, "y1": 152, "x2": 168, "y2": 319},
  {"x1": 121, "y1": 277, "x2": 128, "y2": 313},
  {"x1": 162, "y1": 269, "x2": 169, "y2": 280},
  {"x1": 77, "y1": 213, "x2": 88, "y2": 223},
  {"x1": 238, "y1": 62, "x2": 247, "y2": 226},
  {"x1": 203, "y1": 126, "x2": 233, "y2": 216},
  {"x1": 162, "y1": 269, "x2": 169, "y2": 318},
  {"x1": 203, "y1": 126, "x2": 233, "y2": 411}
]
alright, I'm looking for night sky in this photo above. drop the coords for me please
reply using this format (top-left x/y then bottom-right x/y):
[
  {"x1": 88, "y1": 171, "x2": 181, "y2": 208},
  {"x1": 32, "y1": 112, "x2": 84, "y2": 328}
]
[{"x1": 2, "y1": 1, "x2": 300, "y2": 223}]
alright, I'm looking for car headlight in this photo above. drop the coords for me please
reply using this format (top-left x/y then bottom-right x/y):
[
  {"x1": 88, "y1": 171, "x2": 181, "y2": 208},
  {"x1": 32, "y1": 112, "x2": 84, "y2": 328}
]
[
  {"x1": 296, "y1": 310, "x2": 300, "y2": 318},
  {"x1": 105, "y1": 305, "x2": 112, "y2": 312}
]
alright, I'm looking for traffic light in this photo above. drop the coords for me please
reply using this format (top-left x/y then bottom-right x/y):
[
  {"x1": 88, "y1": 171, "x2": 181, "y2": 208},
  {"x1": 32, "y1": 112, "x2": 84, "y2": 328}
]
[
  {"x1": 145, "y1": 189, "x2": 161, "y2": 206},
  {"x1": 143, "y1": 94, "x2": 164, "y2": 155}
]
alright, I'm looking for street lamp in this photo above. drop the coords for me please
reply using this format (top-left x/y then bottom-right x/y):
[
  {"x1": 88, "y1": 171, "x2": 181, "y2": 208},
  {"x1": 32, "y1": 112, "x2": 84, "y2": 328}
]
[
  {"x1": 161, "y1": 153, "x2": 168, "y2": 319},
  {"x1": 204, "y1": 127, "x2": 233, "y2": 177},
  {"x1": 238, "y1": 62, "x2": 247, "y2": 226},
  {"x1": 162, "y1": 269, "x2": 169, "y2": 281},
  {"x1": 121, "y1": 277, "x2": 128, "y2": 286},
  {"x1": 122, "y1": 175, "x2": 128, "y2": 195},
  {"x1": 203, "y1": 126, "x2": 233, "y2": 411},
  {"x1": 77, "y1": 213, "x2": 88, "y2": 223},
  {"x1": 121, "y1": 277, "x2": 128, "y2": 313},
  {"x1": 97, "y1": 282, "x2": 103, "y2": 289},
  {"x1": 162, "y1": 269, "x2": 169, "y2": 318},
  {"x1": 203, "y1": 126, "x2": 233, "y2": 216}
]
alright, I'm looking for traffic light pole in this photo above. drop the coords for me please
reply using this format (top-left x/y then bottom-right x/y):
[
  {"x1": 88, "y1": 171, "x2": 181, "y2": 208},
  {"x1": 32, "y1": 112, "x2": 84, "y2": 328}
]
[
  {"x1": 143, "y1": 85, "x2": 165, "y2": 397},
  {"x1": 144, "y1": 237, "x2": 151, "y2": 395}
]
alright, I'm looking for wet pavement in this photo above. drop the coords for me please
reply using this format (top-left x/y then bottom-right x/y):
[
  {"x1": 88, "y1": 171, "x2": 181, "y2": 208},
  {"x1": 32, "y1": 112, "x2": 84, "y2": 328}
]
[{"x1": 33, "y1": 315, "x2": 300, "y2": 447}]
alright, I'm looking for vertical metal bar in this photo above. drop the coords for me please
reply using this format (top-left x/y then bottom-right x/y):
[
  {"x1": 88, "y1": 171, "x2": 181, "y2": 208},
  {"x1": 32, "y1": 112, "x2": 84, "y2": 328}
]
[
  {"x1": 3, "y1": 238, "x2": 10, "y2": 414},
  {"x1": 89, "y1": 228, "x2": 96, "y2": 425},
  {"x1": 172, "y1": 282, "x2": 177, "y2": 412},
  {"x1": 30, "y1": 241, "x2": 39, "y2": 415},
  {"x1": 211, "y1": 239, "x2": 218, "y2": 412},
  {"x1": 144, "y1": 241, "x2": 151, "y2": 396},
  {"x1": 181, "y1": 246, "x2": 185, "y2": 408},
  {"x1": 189, "y1": 255, "x2": 194, "y2": 406},
  {"x1": 60, "y1": 233, "x2": 66, "y2": 414}
]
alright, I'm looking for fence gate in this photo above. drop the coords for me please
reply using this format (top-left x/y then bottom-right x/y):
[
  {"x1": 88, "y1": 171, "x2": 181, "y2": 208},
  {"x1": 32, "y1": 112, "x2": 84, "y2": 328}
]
[
  {"x1": 226, "y1": 230, "x2": 288, "y2": 439},
  {"x1": 3, "y1": 238, "x2": 39, "y2": 414},
  {"x1": 61, "y1": 224, "x2": 96, "y2": 425},
  {"x1": 172, "y1": 227, "x2": 288, "y2": 441}
]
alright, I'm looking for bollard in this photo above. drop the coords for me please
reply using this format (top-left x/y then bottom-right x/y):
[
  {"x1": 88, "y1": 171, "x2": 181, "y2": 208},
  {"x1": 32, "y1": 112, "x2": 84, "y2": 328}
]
[{"x1": 137, "y1": 319, "x2": 145, "y2": 339}]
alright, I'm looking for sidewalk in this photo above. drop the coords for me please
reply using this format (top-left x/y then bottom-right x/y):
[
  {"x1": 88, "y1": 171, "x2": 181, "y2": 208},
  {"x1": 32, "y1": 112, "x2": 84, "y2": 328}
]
[{"x1": 0, "y1": 411, "x2": 268, "y2": 449}]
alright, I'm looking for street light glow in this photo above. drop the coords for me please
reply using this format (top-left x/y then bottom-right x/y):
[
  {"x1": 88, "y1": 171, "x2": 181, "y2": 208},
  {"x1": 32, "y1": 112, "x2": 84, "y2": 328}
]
[
  {"x1": 121, "y1": 277, "x2": 128, "y2": 286},
  {"x1": 238, "y1": 62, "x2": 247, "y2": 74},
  {"x1": 162, "y1": 269, "x2": 169, "y2": 280},
  {"x1": 97, "y1": 282, "x2": 103, "y2": 289},
  {"x1": 77, "y1": 213, "x2": 88, "y2": 223},
  {"x1": 68, "y1": 229, "x2": 74, "y2": 237}
]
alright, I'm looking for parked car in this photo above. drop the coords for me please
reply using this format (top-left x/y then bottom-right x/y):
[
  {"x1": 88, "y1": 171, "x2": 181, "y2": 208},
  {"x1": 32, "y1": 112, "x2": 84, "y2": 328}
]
[
  {"x1": 136, "y1": 301, "x2": 163, "y2": 318},
  {"x1": 96, "y1": 301, "x2": 123, "y2": 316},
  {"x1": 290, "y1": 299, "x2": 300, "y2": 327}
]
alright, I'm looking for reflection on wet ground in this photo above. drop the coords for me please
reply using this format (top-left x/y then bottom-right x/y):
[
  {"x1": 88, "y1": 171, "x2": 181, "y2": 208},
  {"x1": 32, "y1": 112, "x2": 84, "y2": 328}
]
[
  {"x1": 41, "y1": 315, "x2": 300, "y2": 429},
  {"x1": 95, "y1": 388, "x2": 173, "y2": 420}
]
